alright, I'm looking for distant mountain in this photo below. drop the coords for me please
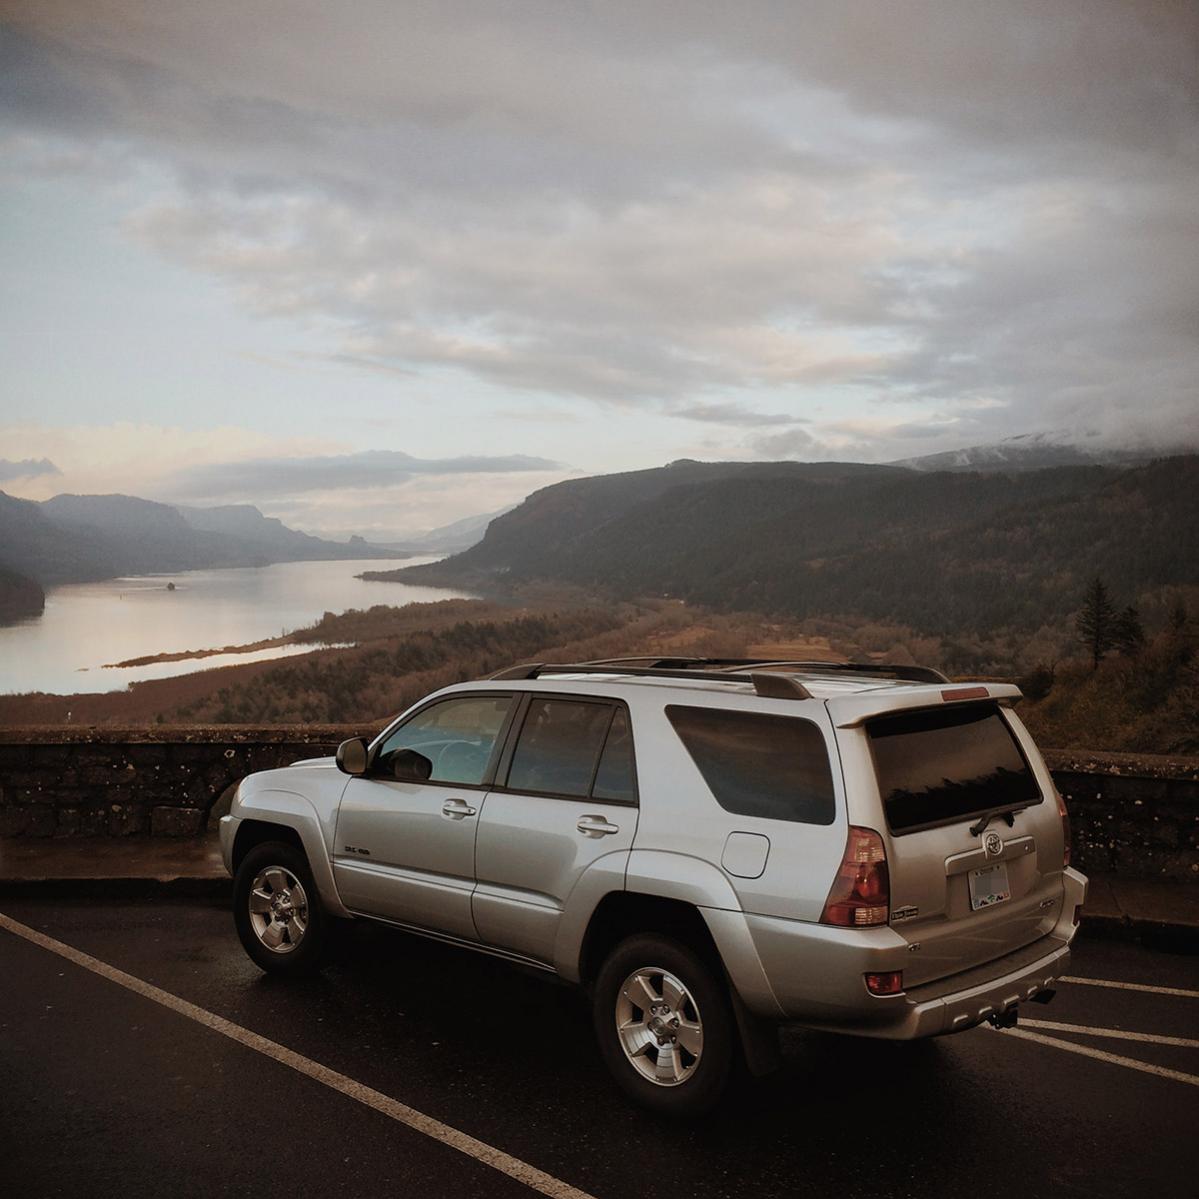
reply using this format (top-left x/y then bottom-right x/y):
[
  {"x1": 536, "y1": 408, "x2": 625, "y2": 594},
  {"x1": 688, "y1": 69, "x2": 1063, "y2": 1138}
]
[
  {"x1": 174, "y1": 503, "x2": 393, "y2": 561},
  {"x1": 397, "y1": 455, "x2": 1199, "y2": 637},
  {"x1": 0, "y1": 491, "x2": 404, "y2": 594},
  {"x1": 890, "y1": 431, "x2": 1184, "y2": 473},
  {"x1": 387, "y1": 506, "x2": 515, "y2": 555}
]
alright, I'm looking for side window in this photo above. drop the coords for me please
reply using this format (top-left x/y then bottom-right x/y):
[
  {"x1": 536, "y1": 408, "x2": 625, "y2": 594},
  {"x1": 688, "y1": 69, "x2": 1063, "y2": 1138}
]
[
  {"x1": 506, "y1": 698, "x2": 614, "y2": 798},
  {"x1": 666, "y1": 705, "x2": 835, "y2": 825},
  {"x1": 592, "y1": 707, "x2": 637, "y2": 803},
  {"x1": 375, "y1": 694, "x2": 514, "y2": 786}
]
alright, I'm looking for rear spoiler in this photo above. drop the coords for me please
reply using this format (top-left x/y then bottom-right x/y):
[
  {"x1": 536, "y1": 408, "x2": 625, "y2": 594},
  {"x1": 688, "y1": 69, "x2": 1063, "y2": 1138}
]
[{"x1": 827, "y1": 683, "x2": 1023, "y2": 728}]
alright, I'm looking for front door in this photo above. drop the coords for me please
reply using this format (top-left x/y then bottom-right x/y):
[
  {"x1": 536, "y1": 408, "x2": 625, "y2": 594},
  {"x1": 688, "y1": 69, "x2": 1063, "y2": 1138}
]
[
  {"x1": 474, "y1": 695, "x2": 639, "y2": 964},
  {"x1": 333, "y1": 692, "x2": 516, "y2": 940}
]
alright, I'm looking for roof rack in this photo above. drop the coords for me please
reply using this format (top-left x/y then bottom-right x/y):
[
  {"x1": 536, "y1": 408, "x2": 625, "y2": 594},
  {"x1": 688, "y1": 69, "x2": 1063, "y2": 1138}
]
[
  {"x1": 487, "y1": 661, "x2": 813, "y2": 700},
  {"x1": 581, "y1": 656, "x2": 950, "y2": 685}
]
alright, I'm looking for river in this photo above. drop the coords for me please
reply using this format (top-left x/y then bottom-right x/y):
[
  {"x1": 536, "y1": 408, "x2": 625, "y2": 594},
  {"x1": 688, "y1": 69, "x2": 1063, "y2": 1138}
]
[{"x1": 0, "y1": 557, "x2": 473, "y2": 695}]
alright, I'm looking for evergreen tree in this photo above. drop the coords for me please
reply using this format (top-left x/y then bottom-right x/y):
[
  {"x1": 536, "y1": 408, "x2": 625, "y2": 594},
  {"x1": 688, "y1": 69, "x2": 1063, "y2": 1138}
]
[
  {"x1": 1113, "y1": 606, "x2": 1146, "y2": 657},
  {"x1": 1076, "y1": 578, "x2": 1116, "y2": 669}
]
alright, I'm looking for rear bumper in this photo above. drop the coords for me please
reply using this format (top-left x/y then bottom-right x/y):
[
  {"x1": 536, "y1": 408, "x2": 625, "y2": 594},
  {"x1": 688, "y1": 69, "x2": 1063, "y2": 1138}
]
[
  {"x1": 864, "y1": 935, "x2": 1070, "y2": 1039},
  {"x1": 740, "y1": 866, "x2": 1087, "y2": 1037}
]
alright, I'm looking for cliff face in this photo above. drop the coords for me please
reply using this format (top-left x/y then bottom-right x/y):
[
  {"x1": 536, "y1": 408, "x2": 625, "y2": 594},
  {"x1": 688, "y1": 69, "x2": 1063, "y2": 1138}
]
[{"x1": 0, "y1": 567, "x2": 45, "y2": 625}]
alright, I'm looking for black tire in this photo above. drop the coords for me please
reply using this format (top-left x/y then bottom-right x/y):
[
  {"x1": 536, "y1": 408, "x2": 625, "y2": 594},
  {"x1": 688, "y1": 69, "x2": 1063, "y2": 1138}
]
[
  {"x1": 233, "y1": 841, "x2": 329, "y2": 976},
  {"x1": 593, "y1": 933, "x2": 734, "y2": 1117}
]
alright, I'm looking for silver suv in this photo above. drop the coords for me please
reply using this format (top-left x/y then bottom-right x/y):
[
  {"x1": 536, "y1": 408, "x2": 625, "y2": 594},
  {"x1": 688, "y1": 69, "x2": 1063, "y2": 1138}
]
[{"x1": 220, "y1": 658, "x2": 1087, "y2": 1115}]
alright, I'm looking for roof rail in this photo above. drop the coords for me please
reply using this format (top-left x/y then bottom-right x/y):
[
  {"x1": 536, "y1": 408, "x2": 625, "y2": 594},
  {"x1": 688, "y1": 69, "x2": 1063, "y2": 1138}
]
[
  {"x1": 581, "y1": 656, "x2": 950, "y2": 684},
  {"x1": 487, "y1": 661, "x2": 813, "y2": 700}
]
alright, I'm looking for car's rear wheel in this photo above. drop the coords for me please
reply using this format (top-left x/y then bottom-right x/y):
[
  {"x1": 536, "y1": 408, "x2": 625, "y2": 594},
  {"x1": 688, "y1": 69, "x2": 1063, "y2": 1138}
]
[
  {"x1": 593, "y1": 933, "x2": 734, "y2": 1117},
  {"x1": 233, "y1": 841, "x2": 328, "y2": 975}
]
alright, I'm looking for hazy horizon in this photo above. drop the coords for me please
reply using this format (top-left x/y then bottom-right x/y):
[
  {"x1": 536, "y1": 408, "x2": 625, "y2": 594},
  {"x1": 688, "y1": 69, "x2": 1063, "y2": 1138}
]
[{"x1": 3, "y1": 2, "x2": 1198, "y2": 540}]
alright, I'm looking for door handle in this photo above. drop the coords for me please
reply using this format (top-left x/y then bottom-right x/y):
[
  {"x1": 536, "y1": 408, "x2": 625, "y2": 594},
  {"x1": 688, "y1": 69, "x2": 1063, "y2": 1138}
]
[
  {"x1": 442, "y1": 798, "x2": 477, "y2": 820},
  {"x1": 577, "y1": 815, "x2": 620, "y2": 837}
]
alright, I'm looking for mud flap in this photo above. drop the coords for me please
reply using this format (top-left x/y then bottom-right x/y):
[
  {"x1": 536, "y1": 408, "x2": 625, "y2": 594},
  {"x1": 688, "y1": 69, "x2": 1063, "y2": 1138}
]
[{"x1": 728, "y1": 978, "x2": 783, "y2": 1076}]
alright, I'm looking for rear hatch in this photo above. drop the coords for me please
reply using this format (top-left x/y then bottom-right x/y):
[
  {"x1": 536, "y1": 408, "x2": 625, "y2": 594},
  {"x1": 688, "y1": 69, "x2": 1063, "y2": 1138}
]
[{"x1": 831, "y1": 690, "x2": 1066, "y2": 988}]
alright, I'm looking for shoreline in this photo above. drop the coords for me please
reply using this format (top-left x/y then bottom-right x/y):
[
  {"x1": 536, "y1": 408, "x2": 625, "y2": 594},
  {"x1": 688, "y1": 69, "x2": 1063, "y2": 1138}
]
[{"x1": 101, "y1": 633, "x2": 313, "y2": 670}]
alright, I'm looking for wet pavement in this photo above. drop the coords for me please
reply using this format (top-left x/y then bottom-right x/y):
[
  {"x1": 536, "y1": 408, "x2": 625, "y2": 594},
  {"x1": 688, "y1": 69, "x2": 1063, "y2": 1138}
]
[{"x1": 1, "y1": 897, "x2": 1197, "y2": 1199}]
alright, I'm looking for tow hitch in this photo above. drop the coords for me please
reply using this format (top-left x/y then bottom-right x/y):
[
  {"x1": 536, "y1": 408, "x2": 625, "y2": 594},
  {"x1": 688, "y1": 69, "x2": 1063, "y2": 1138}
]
[{"x1": 987, "y1": 1007, "x2": 1019, "y2": 1029}]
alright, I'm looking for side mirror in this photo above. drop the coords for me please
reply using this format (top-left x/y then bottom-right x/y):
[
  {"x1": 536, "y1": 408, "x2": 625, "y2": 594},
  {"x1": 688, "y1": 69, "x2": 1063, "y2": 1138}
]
[
  {"x1": 335, "y1": 737, "x2": 370, "y2": 776},
  {"x1": 391, "y1": 748, "x2": 433, "y2": 782}
]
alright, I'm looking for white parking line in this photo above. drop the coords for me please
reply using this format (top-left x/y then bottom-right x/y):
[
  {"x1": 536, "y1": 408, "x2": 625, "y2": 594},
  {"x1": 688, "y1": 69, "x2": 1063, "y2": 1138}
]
[
  {"x1": 1061, "y1": 975, "x2": 1199, "y2": 999},
  {"x1": 994, "y1": 1026, "x2": 1199, "y2": 1087},
  {"x1": 1020, "y1": 1018, "x2": 1199, "y2": 1049},
  {"x1": 0, "y1": 912, "x2": 597, "y2": 1199}
]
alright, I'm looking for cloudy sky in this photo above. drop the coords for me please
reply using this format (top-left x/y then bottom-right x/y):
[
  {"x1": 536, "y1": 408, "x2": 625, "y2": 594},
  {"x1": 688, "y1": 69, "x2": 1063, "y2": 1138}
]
[{"x1": 1, "y1": 1, "x2": 1196, "y2": 538}]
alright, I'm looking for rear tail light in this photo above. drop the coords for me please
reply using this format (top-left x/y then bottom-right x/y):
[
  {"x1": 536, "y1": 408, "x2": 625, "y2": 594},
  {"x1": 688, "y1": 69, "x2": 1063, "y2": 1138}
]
[
  {"x1": 865, "y1": 971, "x2": 904, "y2": 996},
  {"x1": 1055, "y1": 790, "x2": 1071, "y2": 867},
  {"x1": 821, "y1": 826, "x2": 889, "y2": 927}
]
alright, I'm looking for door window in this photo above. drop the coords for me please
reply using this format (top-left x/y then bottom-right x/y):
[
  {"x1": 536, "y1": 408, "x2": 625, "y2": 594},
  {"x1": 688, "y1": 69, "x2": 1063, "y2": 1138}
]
[
  {"x1": 374, "y1": 694, "x2": 514, "y2": 786},
  {"x1": 506, "y1": 698, "x2": 616, "y2": 798}
]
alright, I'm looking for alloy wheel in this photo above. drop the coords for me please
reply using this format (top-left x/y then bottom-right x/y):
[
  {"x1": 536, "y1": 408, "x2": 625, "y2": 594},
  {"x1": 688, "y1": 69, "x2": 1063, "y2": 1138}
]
[
  {"x1": 615, "y1": 967, "x2": 704, "y2": 1086},
  {"x1": 247, "y1": 866, "x2": 309, "y2": 953}
]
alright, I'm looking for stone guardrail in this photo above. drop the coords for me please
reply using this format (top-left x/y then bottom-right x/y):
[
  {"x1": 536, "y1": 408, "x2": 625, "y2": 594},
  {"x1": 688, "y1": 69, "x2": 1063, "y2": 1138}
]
[{"x1": 0, "y1": 728, "x2": 1195, "y2": 881}]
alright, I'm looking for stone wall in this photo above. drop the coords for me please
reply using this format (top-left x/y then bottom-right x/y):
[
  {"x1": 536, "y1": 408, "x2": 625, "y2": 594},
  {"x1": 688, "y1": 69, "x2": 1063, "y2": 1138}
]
[
  {"x1": 0, "y1": 729, "x2": 1195, "y2": 880},
  {"x1": 0, "y1": 726, "x2": 369, "y2": 839},
  {"x1": 1047, "y1": 749, "x2": 1199, "y2": 882}
]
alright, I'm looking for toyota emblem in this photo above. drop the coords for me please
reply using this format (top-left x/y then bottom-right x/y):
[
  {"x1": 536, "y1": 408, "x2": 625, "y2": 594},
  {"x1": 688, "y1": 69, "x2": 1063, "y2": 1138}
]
[{"x1": 983, "y1": 831, "x2": 1003, "y2": 857}]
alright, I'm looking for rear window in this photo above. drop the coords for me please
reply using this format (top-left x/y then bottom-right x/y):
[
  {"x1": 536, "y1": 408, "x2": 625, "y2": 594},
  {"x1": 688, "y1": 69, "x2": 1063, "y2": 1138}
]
[
  {"x1": 666, "y1": 705, "x2": 836, "y2": 825},
  {"x1": 868, "y1": 702, "x2": 1042, "y2": 833},
  {"x1": 506, "y1": 697, "x2": 618, "y2": 799}
]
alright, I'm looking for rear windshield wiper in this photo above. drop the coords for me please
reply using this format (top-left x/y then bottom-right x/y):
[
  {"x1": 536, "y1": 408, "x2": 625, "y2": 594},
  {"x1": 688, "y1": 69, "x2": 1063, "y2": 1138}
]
[{"x1": 969, "y1": 807, "x2": 1026, "y2": 837}]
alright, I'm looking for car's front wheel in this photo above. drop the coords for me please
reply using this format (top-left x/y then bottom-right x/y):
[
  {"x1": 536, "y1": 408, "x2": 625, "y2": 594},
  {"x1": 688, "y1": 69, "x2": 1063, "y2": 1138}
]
[
  {"x1": 233, "y1": 841, "x2": 328, "y2": 975},
  {"x1": 593, "y1": 933, "x2": 734, "y2": 1117}
]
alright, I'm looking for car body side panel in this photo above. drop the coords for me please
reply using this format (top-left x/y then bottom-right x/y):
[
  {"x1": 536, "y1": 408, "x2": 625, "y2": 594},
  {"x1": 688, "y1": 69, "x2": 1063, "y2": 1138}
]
[
  {"x1": 551, "y1": 853, "x2": 637, "y2": 982},
  {"x1": 475, "y1": 793, "x2": 637, "y2": 966},
  {"x1": 332, "y1": 776, "x2": 480, "y2": 940},
  {"x1": 624, "y1": 691, "x2": 848, "y2": 923},
  {"x1": 224, "y1": 767, "x2": 352, "y2": 917}
]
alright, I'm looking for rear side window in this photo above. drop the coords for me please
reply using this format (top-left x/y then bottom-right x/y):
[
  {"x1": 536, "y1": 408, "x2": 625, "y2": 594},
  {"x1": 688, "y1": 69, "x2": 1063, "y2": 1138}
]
[
  {"x1": 868, "y1": 702, "x2": 1042, "y2": 833},
  {"x1": 592, "y1": 707, "x2": 637, "y2": 803},
  {"x1": 506, "y1": 698, "x2": 617, "y2": 798},
  {"x1": 666, "y1": 705, "x2": 836, "y2": 825}
]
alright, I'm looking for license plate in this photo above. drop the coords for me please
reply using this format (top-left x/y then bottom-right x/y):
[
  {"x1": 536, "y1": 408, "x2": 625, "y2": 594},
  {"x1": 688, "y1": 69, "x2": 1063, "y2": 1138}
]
[{"x1": 969, "y1": 863, "x2": 1011, "y2": 910}]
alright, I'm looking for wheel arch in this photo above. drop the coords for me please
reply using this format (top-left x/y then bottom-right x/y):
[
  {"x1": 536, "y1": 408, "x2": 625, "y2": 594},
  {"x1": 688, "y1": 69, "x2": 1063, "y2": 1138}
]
[
  {"x1": 577, "y1": 891, "x2": 722, "y2": 988},
  {"x1": 230, "y1": 819, "x2": 305, "y2": 873},
  {"x1": 229, "y1": 788, "x2": 350, "y2": 918}
]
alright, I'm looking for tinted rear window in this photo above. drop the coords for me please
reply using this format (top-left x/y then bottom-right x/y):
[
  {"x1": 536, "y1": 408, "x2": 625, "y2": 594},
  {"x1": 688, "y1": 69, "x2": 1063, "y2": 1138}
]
[
  {"x1": 592, "y1": 707, "x2": 637, "y2": 803},
  {"x1": 666, "y1": 706, "x2": 835, "y2": 825},
  {"x1": 868, "y1": 703, "x2": 1042, "y2": 833},
  {"x1": 507, "y1": 698, "x2": 614, "y2": 798}
]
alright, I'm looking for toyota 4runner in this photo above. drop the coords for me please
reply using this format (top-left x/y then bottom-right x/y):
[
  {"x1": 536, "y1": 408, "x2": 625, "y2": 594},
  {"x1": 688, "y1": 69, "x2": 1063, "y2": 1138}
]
[{"x1": 220, "y1": 657, "x2": 1087, "y2": 1115}]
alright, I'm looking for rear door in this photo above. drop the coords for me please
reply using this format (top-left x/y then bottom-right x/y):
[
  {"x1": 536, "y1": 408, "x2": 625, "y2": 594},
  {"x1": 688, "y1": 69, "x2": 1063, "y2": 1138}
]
[
  {"x1": 473, "y1": 694, "x2": 638, "y2": 964},
  {"x1": 849, "y1": 700, "x2": 1065, "y2": 986}
]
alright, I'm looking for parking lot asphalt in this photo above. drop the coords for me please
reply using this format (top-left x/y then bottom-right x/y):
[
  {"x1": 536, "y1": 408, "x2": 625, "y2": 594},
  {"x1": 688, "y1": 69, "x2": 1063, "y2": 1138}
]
[{"x1": 2, "y1": 898, "x2": 1197, "y2": 1199}]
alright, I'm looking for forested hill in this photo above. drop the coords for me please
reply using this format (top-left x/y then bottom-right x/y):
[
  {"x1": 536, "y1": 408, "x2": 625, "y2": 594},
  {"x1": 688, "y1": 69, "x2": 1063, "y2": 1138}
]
[
  {"x1": 404, "y1": 458, "x2": 903, "y2": 574},
  {"x1": 396, "y1": 455, "x2": 1199, "y2": 636}
]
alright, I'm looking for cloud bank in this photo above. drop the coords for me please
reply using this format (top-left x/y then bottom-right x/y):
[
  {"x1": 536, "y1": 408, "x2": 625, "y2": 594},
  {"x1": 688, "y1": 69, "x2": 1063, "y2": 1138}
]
[
  {"x1": 168, "y1": 449, "x2": 562, "y2": 500},
  {"x1": 2, "y1": 0, "x2": 1197, "y2": 464}
]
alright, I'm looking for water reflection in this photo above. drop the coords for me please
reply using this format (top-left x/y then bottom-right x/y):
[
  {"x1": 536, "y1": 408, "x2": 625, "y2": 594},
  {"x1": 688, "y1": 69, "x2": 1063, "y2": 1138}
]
[{"x1": 0, "y1": 558, "x2": 472, "y2": 695}]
